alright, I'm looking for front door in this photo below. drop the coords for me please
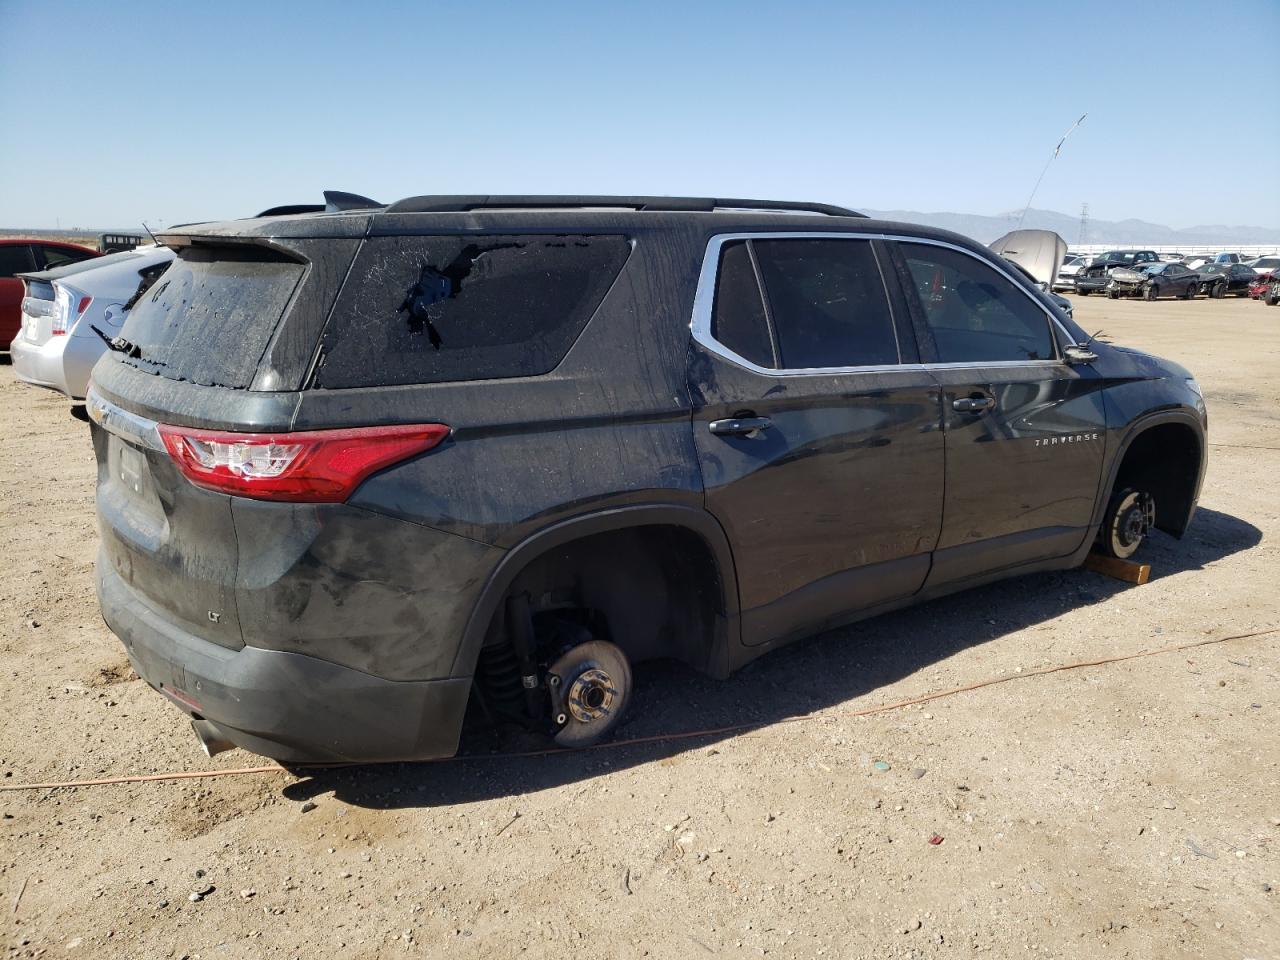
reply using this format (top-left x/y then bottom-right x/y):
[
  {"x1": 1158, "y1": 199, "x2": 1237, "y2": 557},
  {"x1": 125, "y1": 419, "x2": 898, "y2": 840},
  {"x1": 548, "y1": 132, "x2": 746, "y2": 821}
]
[
  {"x1": 688, "y1": 235, "x2": 945, "y2": 646},
  {"x1": 891, "y1": 240, "x2": 1107, "y2": 585}
]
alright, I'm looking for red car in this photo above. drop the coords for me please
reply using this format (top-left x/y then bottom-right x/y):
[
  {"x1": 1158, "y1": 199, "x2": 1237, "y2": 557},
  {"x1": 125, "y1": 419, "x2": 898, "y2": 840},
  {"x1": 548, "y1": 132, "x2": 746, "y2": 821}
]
[
  {"x1": 1, "y1": 239, "x2": 100, "y2": 349},
  {"x1": 1248, "y1": 272, "x2": 1274, "y2": 300}
]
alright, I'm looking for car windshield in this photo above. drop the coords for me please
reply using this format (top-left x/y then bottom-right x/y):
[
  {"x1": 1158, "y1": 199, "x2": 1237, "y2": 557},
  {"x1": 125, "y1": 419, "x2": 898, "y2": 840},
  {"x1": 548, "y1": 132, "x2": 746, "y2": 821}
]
[{"x1": 1098, "y1": 252, "x2": 1136, "y2": 263}]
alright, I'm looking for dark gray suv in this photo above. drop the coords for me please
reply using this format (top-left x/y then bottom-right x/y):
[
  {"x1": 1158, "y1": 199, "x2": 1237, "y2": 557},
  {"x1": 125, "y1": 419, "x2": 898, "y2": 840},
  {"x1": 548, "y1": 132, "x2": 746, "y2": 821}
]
[{"x1": 88, "y1": 195, "x2": 1207, "y2": 763}]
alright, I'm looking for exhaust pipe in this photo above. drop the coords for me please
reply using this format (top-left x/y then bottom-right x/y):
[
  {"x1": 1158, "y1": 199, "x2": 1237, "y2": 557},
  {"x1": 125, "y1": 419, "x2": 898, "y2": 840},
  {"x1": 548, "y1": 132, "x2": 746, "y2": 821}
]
[{"x1": 190, "y1": 719, "x2": 236, "y2": 758}]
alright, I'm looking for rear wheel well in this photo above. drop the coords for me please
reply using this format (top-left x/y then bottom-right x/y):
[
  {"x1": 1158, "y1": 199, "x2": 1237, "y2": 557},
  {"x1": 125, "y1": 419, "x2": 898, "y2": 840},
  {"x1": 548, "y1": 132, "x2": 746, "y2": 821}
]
[
  {"x1": 480, "y1": 523, "x2": 724, "y2": 674},
  {"x1": 1112, "y1": 423, "x2": 1202, "y2": 537}
]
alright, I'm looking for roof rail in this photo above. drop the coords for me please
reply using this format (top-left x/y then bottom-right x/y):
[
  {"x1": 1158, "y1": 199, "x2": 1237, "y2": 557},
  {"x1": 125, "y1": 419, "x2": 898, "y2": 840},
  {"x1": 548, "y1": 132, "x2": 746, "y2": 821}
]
[{"x1": 383, "y1": 195, "x2": 864, "y2": 218}]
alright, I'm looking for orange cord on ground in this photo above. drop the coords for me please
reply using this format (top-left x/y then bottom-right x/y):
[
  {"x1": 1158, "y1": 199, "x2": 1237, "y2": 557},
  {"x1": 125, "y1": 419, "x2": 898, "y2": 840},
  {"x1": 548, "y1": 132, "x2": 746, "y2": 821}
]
[{"x1": 2, "y1": 626, "x2": 1274, "y2": 793}]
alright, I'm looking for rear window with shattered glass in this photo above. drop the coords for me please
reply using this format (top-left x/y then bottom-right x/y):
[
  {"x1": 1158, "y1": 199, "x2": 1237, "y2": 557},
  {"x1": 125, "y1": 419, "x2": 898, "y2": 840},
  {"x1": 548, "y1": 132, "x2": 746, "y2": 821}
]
[
  {"x1": 310, "y1": 235, "x2": 631, "y2": 389},
  {"x1": 115, "y1": 246, "x2": 305, "y2": 388}
]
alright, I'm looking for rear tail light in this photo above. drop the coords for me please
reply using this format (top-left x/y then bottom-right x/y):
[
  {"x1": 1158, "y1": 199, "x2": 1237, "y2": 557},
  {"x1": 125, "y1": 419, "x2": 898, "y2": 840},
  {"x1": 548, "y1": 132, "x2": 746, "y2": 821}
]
[
  {"x1": 51, "y1": 286, "x2": 92, "y2": 335},
  {"x1": 157, "y1": 423, "x2": 450, "y2": 503}
]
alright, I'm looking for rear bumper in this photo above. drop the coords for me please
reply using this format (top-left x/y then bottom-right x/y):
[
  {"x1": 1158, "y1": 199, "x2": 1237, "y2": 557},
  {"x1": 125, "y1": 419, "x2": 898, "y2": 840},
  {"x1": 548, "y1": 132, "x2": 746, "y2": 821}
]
[
  {"x1": 98, "y1": 556, "x2": 471, "y2": 763},
  {"x1": 10, "y1": 334, "x2": 97, "y2": 399}
]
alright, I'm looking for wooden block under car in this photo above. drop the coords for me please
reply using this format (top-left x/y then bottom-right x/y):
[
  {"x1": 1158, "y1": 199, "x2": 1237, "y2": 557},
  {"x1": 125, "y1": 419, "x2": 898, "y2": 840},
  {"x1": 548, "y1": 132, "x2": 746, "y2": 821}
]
[{"x1": 1083, "y1": 552, "x2": 1151, "y2": 585}]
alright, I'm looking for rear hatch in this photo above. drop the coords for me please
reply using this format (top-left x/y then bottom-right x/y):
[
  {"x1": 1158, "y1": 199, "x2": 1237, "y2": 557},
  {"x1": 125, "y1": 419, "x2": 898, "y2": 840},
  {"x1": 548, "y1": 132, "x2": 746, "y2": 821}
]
[{"x1": 89, "y1": 226, "x2": 364, "y2": 649}]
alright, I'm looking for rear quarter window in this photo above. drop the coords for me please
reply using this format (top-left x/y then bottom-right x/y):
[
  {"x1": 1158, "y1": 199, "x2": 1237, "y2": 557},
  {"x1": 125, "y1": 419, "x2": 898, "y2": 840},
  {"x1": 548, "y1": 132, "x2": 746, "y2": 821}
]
[{"x1": 311, "y1": 235, "x2": 631, "y2": 389}]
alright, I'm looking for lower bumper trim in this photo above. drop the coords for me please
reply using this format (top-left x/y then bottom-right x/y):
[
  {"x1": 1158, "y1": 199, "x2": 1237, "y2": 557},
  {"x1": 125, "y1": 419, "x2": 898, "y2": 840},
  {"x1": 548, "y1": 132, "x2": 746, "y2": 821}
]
[{"x1": 97, "y1": 558, "x2": 471, "y2": 763}]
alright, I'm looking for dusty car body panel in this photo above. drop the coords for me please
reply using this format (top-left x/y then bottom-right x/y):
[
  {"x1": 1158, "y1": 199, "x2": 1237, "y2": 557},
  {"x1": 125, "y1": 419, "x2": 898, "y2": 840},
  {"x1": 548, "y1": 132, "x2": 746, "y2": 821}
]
[{"x1": 88, "y1": 199, "x2": 1208, "y2": 763}]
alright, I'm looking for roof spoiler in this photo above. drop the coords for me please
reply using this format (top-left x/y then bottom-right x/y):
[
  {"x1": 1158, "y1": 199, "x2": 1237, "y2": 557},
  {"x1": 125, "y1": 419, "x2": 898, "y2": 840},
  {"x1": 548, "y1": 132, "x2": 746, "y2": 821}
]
[
  {"x1": 253, "y1": 190, "x2": 383, "y2": 218},
  {"x1": 383, "y1": 195, "x2": 864, "y2": 217}
]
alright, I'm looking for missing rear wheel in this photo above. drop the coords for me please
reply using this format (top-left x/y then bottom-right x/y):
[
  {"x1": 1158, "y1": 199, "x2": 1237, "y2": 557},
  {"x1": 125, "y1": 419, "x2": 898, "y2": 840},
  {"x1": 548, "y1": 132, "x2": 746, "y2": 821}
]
[{"x1": 548, "y1": 640, "x2": 632, "y2": 748}]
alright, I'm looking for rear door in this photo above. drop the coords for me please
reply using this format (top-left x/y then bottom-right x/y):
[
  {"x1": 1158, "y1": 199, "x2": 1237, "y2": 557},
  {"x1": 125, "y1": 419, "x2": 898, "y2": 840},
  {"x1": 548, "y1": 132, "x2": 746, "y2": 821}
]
[
  {"x1": 890, "y1": 240, "x2": 1106, "y2": 585},
  {"x1": 688, "y1": 233, "x2": 944, "y2": 646}
]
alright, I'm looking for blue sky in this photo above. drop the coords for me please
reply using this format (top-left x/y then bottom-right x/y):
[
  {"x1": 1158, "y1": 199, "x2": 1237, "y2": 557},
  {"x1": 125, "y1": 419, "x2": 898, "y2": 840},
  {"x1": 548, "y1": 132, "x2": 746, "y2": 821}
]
[{"x1": 1, "y1": 0, "x2": 1277, "y2": 230}]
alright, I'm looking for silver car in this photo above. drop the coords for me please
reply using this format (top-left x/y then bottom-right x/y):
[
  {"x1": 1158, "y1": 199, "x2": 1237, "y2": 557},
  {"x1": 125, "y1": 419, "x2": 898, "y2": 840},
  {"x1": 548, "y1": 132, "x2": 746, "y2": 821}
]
[{"x1": 11, "y1": 247, "x2": 173, "y2": 400}]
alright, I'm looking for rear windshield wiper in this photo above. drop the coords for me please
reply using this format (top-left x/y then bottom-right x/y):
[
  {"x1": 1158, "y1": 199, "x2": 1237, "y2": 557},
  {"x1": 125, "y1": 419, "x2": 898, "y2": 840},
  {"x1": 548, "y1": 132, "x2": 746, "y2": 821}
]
[{"x1": 89, "y1": 325, "x2": 143, "y2": 359}]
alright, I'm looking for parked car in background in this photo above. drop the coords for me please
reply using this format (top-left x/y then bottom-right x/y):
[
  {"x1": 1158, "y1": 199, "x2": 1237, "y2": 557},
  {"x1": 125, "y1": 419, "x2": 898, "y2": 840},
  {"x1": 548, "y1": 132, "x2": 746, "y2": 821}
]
[
  {"x1": 0, "y1": 239, "x2": 99, "y2": 349},
  {"x1": 1001, "y1": 258, "x2": 1076, "y2": 319},
  {"x1": 1053, "y1": 255, "x2": 1088, "y2": 291},
  {"x1": 1265, "y1": 276, "x2": 1280, "y2": 306},
  {"x1": 1198, "y1": 263, "x2": 1257, "y2": 298},
  {"x1": 1247, "y1": 272, "x2": 1274, "y2": 299},
  {"x1": 988, "y1": 229, "x2": 1067, "y2": 289},
  {"x1": 1187, "y1": 252, "x2": 1243, "y2": 270},
  {"x1": 1107, "y1": 261, "x2": 1201, "y2": 300},
  {"x1": 11, "y1": 247, "x2": 174, "y2": 399},
  {"x1": 1075, "y1": 250, "x2": 1161, "y2": 295},
  {"x1": 1159, "y1": 253, "x2": 1186, "y2": 262},
  {"x1": 1245, "y1": 254, "x2": 1280, "y2": 275},
  {"x1": 85, "y1": 193, "x2": 1206, "y2": 764}
]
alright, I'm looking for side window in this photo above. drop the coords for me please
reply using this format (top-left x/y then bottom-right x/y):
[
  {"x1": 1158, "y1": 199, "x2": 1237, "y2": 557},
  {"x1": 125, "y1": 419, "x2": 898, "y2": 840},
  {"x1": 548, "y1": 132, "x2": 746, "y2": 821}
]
[
  {"x1": 899, "y1": 243, "x2": 1056, "y2": 363},
  {"x1": 0, "y1": 244, "x2": 37, "y2": 278},
  {"x1": 711, "y1": 241, "x2": 775, "y2": 368},
  {"x1": 314, "y1": 235, "x2": 631, "y2": 389},
  {"x1": 750, "y1": 238, "x2": 899, "y2": 369}
]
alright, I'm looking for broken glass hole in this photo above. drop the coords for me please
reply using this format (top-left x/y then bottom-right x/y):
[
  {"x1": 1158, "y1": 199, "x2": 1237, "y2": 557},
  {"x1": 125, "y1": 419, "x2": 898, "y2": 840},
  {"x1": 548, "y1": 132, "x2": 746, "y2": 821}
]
[{"x1": 399, "y1": 242, "x2": 524, "y2": 349}]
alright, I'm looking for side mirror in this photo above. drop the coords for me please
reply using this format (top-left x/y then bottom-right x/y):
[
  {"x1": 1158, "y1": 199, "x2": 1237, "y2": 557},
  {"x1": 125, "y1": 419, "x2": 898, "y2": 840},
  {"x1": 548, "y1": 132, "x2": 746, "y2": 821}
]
[{"x1": 1064, "y1": 344, "x2": 1098, "y2": 365}]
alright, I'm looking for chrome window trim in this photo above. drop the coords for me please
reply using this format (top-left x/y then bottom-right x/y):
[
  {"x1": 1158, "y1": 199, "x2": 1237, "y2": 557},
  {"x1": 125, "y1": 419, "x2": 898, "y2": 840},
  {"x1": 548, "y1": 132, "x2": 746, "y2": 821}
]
[
  {"x1": 690, "y1": 231, "x2": 1075, "y2": 377},
  {"x1": 85, "y1": 387, "x2": 166, "y2": 451}
]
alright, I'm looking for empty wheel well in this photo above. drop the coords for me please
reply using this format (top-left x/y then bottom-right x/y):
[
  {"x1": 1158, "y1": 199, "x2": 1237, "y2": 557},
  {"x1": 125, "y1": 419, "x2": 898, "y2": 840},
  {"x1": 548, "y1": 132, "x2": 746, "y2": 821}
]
[
  {"x1": 1112, "y1": 423, "x2": 1202, "y2": 537},
  {"x1": 487, "y1": 524, "x2": 725, "y2": 674}
]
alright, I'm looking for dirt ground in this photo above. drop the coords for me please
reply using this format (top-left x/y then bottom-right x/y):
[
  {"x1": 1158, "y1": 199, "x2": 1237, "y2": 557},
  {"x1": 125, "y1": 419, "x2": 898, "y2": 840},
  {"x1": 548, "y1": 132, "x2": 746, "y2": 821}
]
[{"x1": 2, "y1": 294, "x2": 1277, "y2": 960}]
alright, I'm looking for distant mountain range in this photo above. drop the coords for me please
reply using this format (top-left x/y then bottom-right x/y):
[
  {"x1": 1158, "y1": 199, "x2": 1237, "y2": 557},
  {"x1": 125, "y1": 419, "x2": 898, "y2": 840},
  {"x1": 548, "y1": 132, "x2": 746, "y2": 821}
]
[{"x1": 858, "y1": 207, "x2": 1280, "y2": 247}]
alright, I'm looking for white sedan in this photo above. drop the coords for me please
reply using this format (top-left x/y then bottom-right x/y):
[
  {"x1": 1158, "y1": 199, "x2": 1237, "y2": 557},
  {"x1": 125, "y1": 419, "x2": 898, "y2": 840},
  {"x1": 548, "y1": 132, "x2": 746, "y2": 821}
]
[{"x1": 11, "y1": 246, "x2": 174, "y2": 400}]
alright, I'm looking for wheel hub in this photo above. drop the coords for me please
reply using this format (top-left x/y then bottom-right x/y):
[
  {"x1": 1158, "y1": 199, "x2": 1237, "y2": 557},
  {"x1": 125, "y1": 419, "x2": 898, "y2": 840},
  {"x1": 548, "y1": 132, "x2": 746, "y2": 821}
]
[
  {"x1": 565, "y1": 668, "x2": 617, "y2": 723},
  {"x1": 1116, "y1": 494, "x2": 1155, "y2": 548}
]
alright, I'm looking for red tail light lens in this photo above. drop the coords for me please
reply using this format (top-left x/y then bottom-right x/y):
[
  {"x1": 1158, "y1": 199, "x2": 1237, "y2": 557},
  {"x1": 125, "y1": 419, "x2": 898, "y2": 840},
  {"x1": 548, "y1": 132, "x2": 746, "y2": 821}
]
[
  {"x1": 52, "y1": 290, "x2": 92, "y2": 335},
  {"x1": 157, "y1": 423, "x2": 450, "y2": 502}
]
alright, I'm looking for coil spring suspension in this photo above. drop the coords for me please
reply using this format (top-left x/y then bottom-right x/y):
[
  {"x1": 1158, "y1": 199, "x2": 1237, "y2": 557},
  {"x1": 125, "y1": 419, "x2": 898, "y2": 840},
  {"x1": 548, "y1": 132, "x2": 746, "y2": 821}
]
[{"x1": 475, "y1": 640, "x2": 526, "y2": 719}]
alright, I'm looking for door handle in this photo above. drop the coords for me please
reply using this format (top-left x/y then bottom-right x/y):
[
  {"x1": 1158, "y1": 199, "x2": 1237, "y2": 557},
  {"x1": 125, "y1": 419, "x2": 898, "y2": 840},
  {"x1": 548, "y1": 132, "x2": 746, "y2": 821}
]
[
  {"x1": 709, "y1": 416, "x2": 773, "y2": 437},
  {"x1": 952, "y1": 395, "x2": 996, "y2": 413}
]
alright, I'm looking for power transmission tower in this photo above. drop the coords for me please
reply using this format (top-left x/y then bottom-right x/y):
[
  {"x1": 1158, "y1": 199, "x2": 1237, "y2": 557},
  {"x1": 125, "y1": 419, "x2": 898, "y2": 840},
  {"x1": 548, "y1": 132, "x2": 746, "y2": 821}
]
[{"x1": 1077, "y1": 203, "x2": 1089, "y2": 247}]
